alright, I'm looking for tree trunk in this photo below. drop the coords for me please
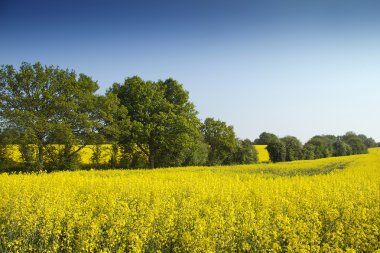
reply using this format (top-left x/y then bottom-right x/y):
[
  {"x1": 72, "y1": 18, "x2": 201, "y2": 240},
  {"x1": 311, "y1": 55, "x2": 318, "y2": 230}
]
[{"x1": 37, "y1": 144, "x2": 44, "y2": 170}]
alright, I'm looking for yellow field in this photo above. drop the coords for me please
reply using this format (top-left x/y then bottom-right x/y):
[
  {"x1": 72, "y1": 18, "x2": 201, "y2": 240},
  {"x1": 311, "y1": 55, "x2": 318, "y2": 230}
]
[
  {"x1": 254, "y1": 145, "x2": 270, "y2": 163},
  {"x1": 0, "y1": 149, "x2": 379, "y2": 252}
]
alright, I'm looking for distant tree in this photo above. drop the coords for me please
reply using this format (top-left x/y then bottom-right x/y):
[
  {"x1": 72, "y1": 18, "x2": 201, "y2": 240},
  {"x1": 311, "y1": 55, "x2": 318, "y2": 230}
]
[
  {"x1": 266, "y1": 141, "x2": 286, "y2": 163},
  {"x1": 0, "y1": 62, "x2": 127, "y2": 171},
  {"x1": 226, "y1": 138, "x2": 258, "y2": 165},
  {"x1": 281, "y1": 136, "x2": 303, "y2": 161},
  {"x1": 332, "y1": 140, "x2": 352, "y2": 157},
  {"x1": 357, "y1": 134, "x2": 377, "y2": 148},
  {"x1": 341, "y1": 132, "x2": 367, "y2": 155},
  {"x1": 305, "y1": 135, "x2": 334, "y2": 159},
  {"x1": 254, "y1": 132, "x2": 279, "y2": 145},
  {"x1": 202, "y1": 118, "x2": 236, "y2": 165},
  {"x1": 109, "y1": 76, "x2": 205, "y2": 168},
  {"x1": 302, "y1": 143, "x2": 315, "y2": 160}
]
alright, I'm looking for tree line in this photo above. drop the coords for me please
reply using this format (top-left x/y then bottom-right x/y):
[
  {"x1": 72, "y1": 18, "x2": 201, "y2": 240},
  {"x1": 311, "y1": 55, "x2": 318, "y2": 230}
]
[
  {"x1": 0, "y1": 62, "x2": 377, "y2": 172},
  {"x1": 0, "y1": 62, "x2": 257, "y2": 171},
  {"x1": 254, "y1": 132, "x2": 377, "y2": 163}
]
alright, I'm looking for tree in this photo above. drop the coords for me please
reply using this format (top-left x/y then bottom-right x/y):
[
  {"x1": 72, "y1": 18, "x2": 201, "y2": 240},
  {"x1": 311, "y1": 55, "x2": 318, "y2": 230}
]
[
  {"x1": 305, "y1": 135, "x2": 335, "y2": 159},
  {"x1": 302, "y1": 143, "x2": 315, "y2": 160},
  {"x1": 227, "y1": 138, "x2": 258, "y2": 164},
  {"x1": 109, "y1": 76, "x2": 205, "y2": 168},
  {"x1": 332, "y1": 140, "x2": 352, "y2": 157},
  {"x1": 341, "y1": 132, "x2": 367, "y2": 155},
  {"x1": 0, "y1": 62, "x2": 127, "y2": 171},
  {"x1": 357, "y1": 134, "x2": 377, "y2": 148},
  {"x1": 202, "y1": 118, "x2": 236, "y2": 165},
  {"x1": 266, "y1": 141, "x2": 286, "y2": 163},
  {"x1": 281, "y1": 136, "x2": 303, "y2": 161},
  {"x1": 254, "y1": 132, "x2": 279, "y2": 145}
]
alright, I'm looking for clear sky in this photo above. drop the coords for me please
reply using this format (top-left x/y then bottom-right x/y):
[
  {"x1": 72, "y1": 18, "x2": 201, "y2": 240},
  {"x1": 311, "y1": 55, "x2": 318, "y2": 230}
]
[{"x1": 1, "y1": 0, "x2": 379, "y2": 142}]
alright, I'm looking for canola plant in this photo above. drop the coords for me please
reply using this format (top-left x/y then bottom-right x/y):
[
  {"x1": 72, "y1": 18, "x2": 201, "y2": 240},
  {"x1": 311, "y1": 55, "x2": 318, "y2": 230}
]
[
  {"x1": 0, "y1": 149, "x2": 379, "y2": 252},
  {"x1": 254, "y1": 145, "x2": 270, "y2": 163}
]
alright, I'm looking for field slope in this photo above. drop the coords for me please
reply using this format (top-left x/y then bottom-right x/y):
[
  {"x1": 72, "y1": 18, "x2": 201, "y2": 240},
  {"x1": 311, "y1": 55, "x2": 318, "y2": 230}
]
[{"x1": 1, "y1": 149, "x2": 379, "y2": 252}]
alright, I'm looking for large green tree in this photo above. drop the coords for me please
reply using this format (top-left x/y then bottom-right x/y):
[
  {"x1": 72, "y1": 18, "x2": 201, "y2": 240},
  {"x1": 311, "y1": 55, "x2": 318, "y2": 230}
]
[
  {"x1": 202, "y1": 118, "x2": 236, "y2": 165},
  {"x1": 109, "y1": 76, "x2": 206, "y2": 168},
  {"x1": 0, "y1": 62, "x2": 127, "y2": 170}
]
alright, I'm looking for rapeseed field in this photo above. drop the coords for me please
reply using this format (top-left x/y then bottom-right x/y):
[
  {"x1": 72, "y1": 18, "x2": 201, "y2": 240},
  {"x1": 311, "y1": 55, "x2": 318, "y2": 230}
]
[
  {"x1": 0, "y1": 149, "x2": 379, "y2": 252},
  {"x1": 3, "y1": 145, "x2": 116, "y2": 165},
  {"x1": 254, "y1": 145, "x2": 270, "y2": 163}
]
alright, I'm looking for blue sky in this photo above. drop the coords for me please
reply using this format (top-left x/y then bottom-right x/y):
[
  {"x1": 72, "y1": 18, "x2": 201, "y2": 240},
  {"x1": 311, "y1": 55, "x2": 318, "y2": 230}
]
[{"x1": 1, "y1": 0, "x2": 380, "y2": 142}]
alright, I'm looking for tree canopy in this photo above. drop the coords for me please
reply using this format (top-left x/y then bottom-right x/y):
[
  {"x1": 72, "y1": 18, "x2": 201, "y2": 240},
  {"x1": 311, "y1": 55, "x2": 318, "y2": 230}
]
[
  {"x1": 202, "y1": 118, "x2": 236, "y2": 166},
  {"x1": 0, "y1": 62, "x2": 127, "y2": 170},
  {"x1": 254, "y1": 132, "x2": 279, "y2": 145},
  {"x1": 281, "y1": 136, "x2": 303, "y2": 161},
  {"x1": 109, "y1": 76, "x2": 206, "y2": 168}
]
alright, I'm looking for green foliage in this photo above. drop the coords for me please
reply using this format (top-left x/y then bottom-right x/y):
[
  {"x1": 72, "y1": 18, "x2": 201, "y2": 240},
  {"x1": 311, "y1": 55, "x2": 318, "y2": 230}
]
[
  {"x1": 109, "y1": 77, "x2": 204, "y2": 168},
  {"x1": 44, "y1": 145, "x2": 81, "y2": 171},
  {"x1": 18, "y1": 144, "x2": 36, "y2": 171},
  {"x1": 266, "y1": 141, "x2": 286, "y2": 163},
  {"x1": 357, "y1": 134, "x2": 377, "y2": 148},
  {"x1": 254, "y1": 132, "x2": 279, "y2": 145},
  {"x1": 0, "y1": 62, "x2": 127, "y2": 170},
  {"x1": 0, "y1": 133, "x2": 9, "y2": 170},
  {"x1": 302, "y1": 143, "x2": 315, "y2": 160},
  {"x1": 281, "y1": 136, "x2": 303, "y2": 161},
  {"x1": 108, "y1": 144, "x2": 119, "y2": 168},
  {"x1": 341, "y1": 132, "x2": 368, "y2": 155},
  {"x1": 332, "y1": 140, "x2": 352, "y2": 157},
  {"x1": 118, "y1": 144, "x2": 148, "y2": 169},
  {"x1": 181, "y1": 136, "x2": 209, "y2": 166},
  {"x1": 226, "y1": 138, "x2": 258, "y2": 165},
  {"x1": 91, "y1": 145, "x2": 103, "y2": 169},
  {"x1": 202, "y1": 118, "x2": 236, "y2": 165},
  {"x1": 305, "y1": 135, "x2": 334, "y2": 159},
  {"x1": 0, "y1": 145, "x2": 12, "y2": 171}
]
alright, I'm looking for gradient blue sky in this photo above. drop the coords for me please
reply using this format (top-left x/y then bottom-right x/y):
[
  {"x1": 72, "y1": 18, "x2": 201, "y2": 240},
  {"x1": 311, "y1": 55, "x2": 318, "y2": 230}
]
[{"x1": 1, "y1": 0, "x2": 379, "y2": 142}]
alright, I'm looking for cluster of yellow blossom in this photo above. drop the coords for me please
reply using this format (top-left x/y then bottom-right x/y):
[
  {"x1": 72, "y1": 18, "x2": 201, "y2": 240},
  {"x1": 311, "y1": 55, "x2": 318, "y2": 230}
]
[
  {"x1": 3, "y1": 145, "x2": 116, "y2": 165},
  {"x1": 254, "y1": 145, "x2": 270, "y2": 163},
  {"x1": 0, "y1": 149, "x2": 379, "y2": 252}
]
